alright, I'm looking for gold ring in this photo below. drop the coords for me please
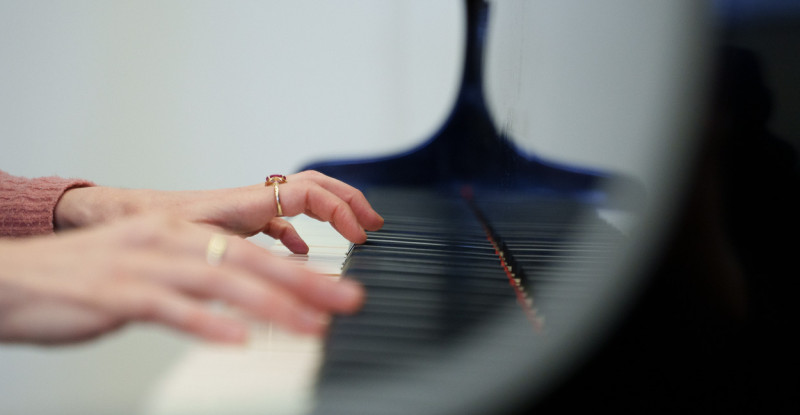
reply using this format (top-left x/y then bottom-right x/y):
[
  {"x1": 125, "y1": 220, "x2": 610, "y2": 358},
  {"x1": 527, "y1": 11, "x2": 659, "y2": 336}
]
[
  {"x1": 266, "y1": 174, "x2": 287, "y2": 217},
  {"x1": 206, "y1": 233, "x2": 228, "y2": 266}
]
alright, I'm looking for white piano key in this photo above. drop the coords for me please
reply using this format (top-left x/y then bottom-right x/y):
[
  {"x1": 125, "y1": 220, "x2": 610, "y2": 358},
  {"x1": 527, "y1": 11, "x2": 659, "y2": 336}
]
[{"x1": 251, "y1": 216, "x2": 353, "y2": 276}]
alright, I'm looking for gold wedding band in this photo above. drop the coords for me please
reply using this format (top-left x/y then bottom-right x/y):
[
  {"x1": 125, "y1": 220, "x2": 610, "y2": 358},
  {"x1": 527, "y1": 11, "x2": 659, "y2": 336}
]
[
  {"x1": 266, "y1": 174, "x2": 287, "y2": 217},
  {"x1": 274, "y1": 183, "x2": 283, "y2": 216},
  {"x1": 206, "y1": 233, "x2": 228, "y2": 266}
]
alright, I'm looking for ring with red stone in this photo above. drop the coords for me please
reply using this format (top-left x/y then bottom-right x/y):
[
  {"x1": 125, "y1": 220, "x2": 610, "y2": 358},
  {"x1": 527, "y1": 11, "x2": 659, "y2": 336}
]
[{"x1": 265, "y1": 174, "x2": 287, "y2": 216}]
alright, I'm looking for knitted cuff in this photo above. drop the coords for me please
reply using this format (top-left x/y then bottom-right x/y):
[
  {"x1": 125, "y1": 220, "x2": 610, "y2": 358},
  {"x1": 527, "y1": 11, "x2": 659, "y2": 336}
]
[{"x1": 0, "y1": 171, "x2": 95, "y2": 237}]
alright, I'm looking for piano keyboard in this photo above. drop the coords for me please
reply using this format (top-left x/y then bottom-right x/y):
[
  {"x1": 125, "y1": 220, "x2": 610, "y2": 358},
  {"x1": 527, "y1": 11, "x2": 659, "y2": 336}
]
[
  {"x1": 144, "y1": 188, "x2": 627, "y2": 415},
  {"x1": 310, "y1": 188, "x2": 626, "y2": 415}
]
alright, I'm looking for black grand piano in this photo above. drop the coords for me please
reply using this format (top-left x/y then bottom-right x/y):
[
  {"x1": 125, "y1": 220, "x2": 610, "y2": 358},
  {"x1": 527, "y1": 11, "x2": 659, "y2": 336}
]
[{"x1": 296, "y1": 1, "x2": 800, "y2": 414}]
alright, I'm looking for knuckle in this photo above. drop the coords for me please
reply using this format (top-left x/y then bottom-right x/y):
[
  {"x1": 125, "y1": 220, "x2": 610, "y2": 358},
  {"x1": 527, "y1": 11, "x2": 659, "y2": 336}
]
[
  {"x1": 350, "y1": 188, "x2": 366, "y2": 202},
  {"x1": 304, "y1": 169, "x2": 323, "y2": 179},
  {"x1": 329, "y1": 200, "x2": 349, "y2": 220}
]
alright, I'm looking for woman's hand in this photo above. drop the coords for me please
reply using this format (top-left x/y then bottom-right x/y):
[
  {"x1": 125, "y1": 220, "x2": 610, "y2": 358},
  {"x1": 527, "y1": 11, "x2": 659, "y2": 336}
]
[
  {"x1": 0, "y1": 215, "x2": 365, "y2": 345},
  {"x1": 55, "y1": 170, "x2": 384, "y2": 254}
]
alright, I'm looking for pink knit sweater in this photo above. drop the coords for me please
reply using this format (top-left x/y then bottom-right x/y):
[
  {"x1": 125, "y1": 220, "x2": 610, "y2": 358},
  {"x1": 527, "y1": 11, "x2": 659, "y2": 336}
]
[{"x1": 0, "y1": 170, "x2": 95, "y2": 237}]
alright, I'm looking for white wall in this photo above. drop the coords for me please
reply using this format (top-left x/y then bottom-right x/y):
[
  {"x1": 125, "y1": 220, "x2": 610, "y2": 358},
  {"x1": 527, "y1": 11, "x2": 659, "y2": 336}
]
[{"x1": 0, "y1": 0, "x2": 461, "y2": 190}]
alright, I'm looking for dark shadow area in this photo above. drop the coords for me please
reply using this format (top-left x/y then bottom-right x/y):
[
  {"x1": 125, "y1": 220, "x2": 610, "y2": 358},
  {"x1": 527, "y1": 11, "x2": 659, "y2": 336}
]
[{"x1": 522, "y1": 26, "x2": 800, "y2": 415}]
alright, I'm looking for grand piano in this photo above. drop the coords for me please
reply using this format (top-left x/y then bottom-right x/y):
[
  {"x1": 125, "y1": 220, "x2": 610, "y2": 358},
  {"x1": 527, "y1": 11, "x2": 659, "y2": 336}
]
[
  {"x1": 147, "y1": 1, "x2": 798, "y2": 414},
  {"x1": 296, "y1": 1, "x2": 800, "y2": 413},
  {"x1": 297, "y1": 1, "x2": 645, "y2": 414}
]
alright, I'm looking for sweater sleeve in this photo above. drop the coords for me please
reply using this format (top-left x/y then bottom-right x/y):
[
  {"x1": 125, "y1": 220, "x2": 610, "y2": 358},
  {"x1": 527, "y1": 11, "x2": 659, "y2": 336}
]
[{"x1": 0, "y1": 170, "x2": 95, "y2": 237}]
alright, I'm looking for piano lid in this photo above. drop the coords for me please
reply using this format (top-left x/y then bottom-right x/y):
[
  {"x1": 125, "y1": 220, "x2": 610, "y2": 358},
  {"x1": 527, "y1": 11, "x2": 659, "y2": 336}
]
[{"x1": 300, "y1": 0, "x2": 645, "y2": 208}]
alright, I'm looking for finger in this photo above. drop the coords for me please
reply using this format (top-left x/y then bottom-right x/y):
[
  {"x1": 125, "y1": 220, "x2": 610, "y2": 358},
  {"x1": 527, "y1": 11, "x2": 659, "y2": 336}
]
[
  {"x1": 124, "y1": 254, "x2": 330, "y2": 335},
  {"x1": 98, "y1": 280, "x2": 251, "y2": 343},
  {"x1": 224, "y1": 239, "x2": 365, "y2": 314},
  {"x1": 290, "y1": 171, "x2": 384, "y2": 231},
  {"x1": 125, "y1": 223, "x2": 362, "y2": 316},
  {"x1": 262, "y1": 218, "x2": 309, "y2": 254},
  {"x1": 281, "y1": 183, "x2": 368, "y2": 244}
]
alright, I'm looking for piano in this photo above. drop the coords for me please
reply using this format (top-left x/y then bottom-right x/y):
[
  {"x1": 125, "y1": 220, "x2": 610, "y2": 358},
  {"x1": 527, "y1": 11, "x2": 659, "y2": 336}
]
[
  {"x1": 292, "y1": 3, "x2": 645, "y2": 414},
  {"x1": 145, "y1": 2, "x2": 647, "y2": 413},
  {"x1": 148, "y1": 1, "x2": 797, "y2": 414}
]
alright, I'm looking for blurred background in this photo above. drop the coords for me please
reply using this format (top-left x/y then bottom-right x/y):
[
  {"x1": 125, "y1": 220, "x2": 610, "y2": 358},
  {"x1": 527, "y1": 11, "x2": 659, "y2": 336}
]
[{"x1": 1, "y1": 0, "x2": 464, "y2": 192}]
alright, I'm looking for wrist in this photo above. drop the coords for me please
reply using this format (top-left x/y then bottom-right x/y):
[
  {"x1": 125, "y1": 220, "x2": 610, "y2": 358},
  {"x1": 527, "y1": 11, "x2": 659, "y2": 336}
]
[
  {"x1": 54, "y1": 187, "x2": 92, "y2": 230},
  {"x1": 54, "y1": 187, "x2": 148, "y2": 230}
]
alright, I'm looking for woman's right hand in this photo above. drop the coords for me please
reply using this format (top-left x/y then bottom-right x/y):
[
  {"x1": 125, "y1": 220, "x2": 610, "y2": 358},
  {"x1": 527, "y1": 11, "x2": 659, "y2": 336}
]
[{"x1": 0, "y1": 214, "x2": 364, "y2": 345}]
